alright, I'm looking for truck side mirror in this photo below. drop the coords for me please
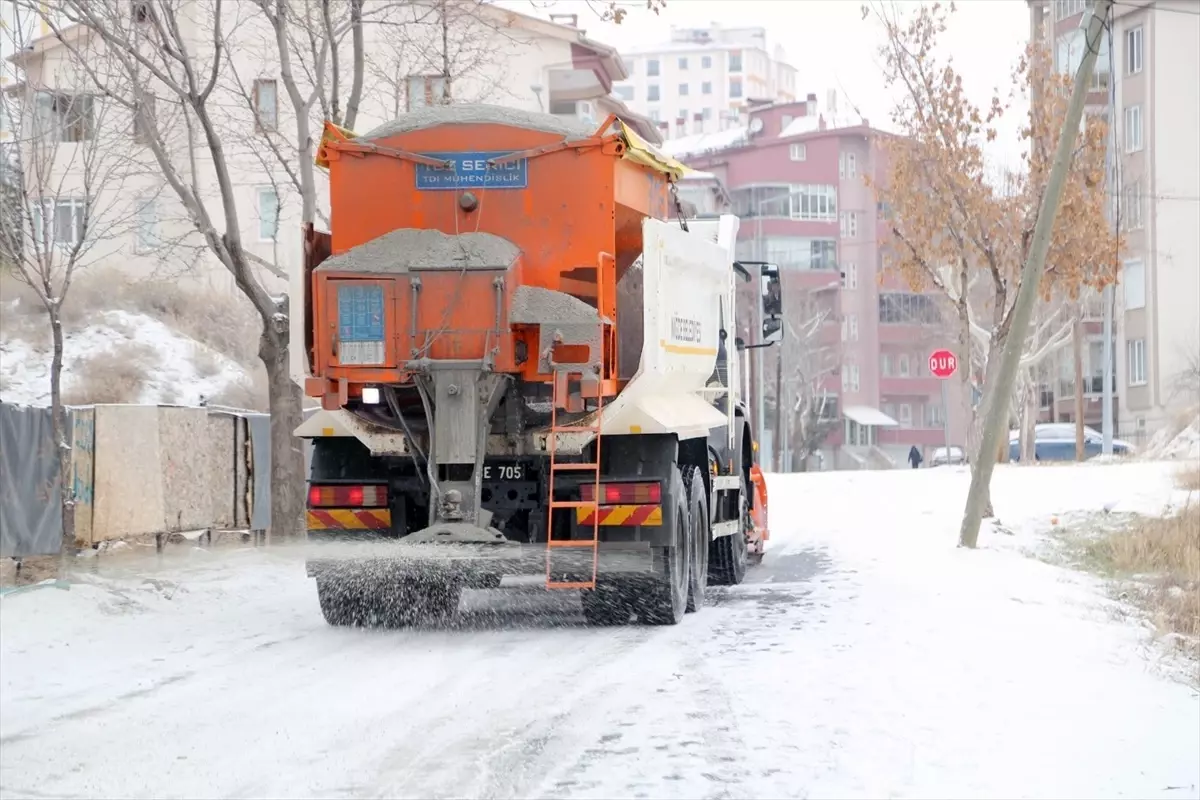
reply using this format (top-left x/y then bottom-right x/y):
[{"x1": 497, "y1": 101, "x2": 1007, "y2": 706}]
[{"x1": 761, "y1": 265, "x2": 783, "y2": 344}]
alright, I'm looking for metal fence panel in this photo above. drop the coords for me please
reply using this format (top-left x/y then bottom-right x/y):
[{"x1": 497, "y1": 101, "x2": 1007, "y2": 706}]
[{"x1": 0, "y1": 403, "x2": 63, "y2": 558}]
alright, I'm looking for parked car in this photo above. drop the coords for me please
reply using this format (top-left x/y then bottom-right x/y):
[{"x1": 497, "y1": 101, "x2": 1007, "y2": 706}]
[
  {"x1": 929, "y1": 445, "x2": 968, "y2": 467},
  {"x1": 1008, "y1": 423, "x2": 1134, "y2": 462}
]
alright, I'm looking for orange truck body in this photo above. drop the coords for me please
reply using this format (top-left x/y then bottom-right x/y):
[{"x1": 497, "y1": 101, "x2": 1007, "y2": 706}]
[{"x1": 303, "y1": 115, "x2": 671, "y2": 410}]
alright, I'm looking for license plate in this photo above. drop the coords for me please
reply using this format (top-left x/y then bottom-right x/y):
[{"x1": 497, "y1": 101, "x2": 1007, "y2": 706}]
[{"x1": 482, "y1": 463, "x2": 526, "y2": 481}]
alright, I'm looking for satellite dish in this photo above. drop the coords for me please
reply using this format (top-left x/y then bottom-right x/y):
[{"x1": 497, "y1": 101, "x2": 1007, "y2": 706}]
[{"x1": 749, "y1": 117, "x2": 764, "y2": 134}]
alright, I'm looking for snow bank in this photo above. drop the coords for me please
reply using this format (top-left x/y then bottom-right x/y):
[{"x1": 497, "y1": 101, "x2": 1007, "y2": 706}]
[
  {"x1": 0, "y1": 310, "x2": 252, "y2": 408},
  {"x1": 1141, "y1": 413, "x2": 1200, "y2": 462}
]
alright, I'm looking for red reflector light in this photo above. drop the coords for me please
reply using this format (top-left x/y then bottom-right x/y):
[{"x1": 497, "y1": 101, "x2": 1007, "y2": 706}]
[
  {"x1": 581, "y1": 482, "x2": 661, "y2": 504},
  {"x1": 307, "y1": 484, "x2": 388, "y2": 508}
]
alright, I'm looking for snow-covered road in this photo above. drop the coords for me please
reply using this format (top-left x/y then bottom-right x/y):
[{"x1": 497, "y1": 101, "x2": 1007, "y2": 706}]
[{"x1": 2, "y1": 462, "x2": 1198, "y2": 799}]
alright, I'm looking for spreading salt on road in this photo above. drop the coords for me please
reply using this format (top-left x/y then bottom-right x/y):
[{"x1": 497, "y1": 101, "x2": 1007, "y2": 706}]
[{"x1": 2, "y1": 462, "x2": 1197, "y2": 799}]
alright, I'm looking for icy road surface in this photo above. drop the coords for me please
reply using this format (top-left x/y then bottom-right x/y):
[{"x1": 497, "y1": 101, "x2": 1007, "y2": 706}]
[{"x1": 2, "y1": 462, "x2": 1198, "y2": 800}]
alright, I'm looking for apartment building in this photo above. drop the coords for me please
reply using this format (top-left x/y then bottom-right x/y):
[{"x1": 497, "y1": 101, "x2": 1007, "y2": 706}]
[
  {"x1": 614, "y1": 23, "x2": 798, "y2": 140},
  {"x1": 1028, "y1": 0, "x2": 1200, "y2": 441},
  {"x1": 665, "y1": 97, "x2": 969, "y2": 470},
  {"x1": 1, "y1": 3, "x2": 656, "y2": 383}
]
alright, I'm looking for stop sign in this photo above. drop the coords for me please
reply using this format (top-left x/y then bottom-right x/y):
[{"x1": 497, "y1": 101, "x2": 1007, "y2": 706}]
[{"x1": 929, "y1": 349, "x2": 958, "y2": 379}]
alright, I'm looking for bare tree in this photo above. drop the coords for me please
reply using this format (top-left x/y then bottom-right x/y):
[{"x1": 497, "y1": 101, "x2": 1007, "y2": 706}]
[
  {"x1": 867, "y1": 3, "x2": 1120, "y2": 518},
  {"x1": 783, "y1": 296, "x2": 840, "y2": 470},
  {"x1": 1010, "y1": 289, "x2": 1076, "y2": 460},
  {"x1": 0, "y1": 7, "x2": 142, "y2": 547},
  {"x1": 27, "y1": 0, "x2": 359, "y2": 541}
]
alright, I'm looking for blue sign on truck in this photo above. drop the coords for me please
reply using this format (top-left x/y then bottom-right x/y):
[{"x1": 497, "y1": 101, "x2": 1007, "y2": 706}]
[
  {"x1": 337, "y1": 284, "x2": 384, "y2": 342},
  {"x1": 415, "y1": 151, "x2": 528, "y2": 190}
]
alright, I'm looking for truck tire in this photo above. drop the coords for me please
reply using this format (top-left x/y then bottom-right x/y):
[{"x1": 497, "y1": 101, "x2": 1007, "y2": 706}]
[
  {"x1": 581, "y1": 585, "x2": 633, "y2": 626},
  {"x1": 708, "y1": 485, "x2": 748, "y2": 586},
  {"x1": 682, "y1": 465, "x2": 709, "y2": 613},
  {"x1": 634, "y1": 465, "x2": 690, "y2": 626}
]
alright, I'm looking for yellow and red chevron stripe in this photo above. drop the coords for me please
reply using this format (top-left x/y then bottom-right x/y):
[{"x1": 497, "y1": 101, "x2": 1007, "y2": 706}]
[
  {"x1": 575, "y1": 504, "x2": 662, "y2": 527},
  {"x1": 307, "y1": 508, "x2": 392, "y2": 531}
]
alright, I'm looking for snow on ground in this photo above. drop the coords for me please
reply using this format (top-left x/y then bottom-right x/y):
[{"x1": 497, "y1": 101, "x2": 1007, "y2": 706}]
[
  {"x1": 1, "y1": 462, "x2": 1198, "y2": 799},
  {"x1": 1142, "y1": 413, "x2": 1200, "y2": 462},
  {"x1": 0, "y1": 310, "x2": 251, "y2": 408}
]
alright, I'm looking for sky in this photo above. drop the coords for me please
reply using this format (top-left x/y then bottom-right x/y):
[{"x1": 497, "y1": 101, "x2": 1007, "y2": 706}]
[{"x1": 509, "y1": 0, "x2": 1034, "y2": 169}]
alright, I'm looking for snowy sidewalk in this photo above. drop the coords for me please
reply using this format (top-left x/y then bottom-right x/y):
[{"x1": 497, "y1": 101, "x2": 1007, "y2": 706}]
[{"x1": 0, "y1": 461, "x2": 1197, "y2": 799}]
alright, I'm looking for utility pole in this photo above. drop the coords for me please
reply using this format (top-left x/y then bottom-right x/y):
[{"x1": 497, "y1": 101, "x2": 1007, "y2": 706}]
[
  {"x1": 959, "y1": 0, "x2": 1112, "y2": 549},
  {"x1": 1101, "y1": 15, "x2": 1117, "y2": 456}
]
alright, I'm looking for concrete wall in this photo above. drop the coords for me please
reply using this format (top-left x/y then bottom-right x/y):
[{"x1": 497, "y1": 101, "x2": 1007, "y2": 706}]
[{"x1": 74, "y1": 405, "x2": 253, "y2": 544}]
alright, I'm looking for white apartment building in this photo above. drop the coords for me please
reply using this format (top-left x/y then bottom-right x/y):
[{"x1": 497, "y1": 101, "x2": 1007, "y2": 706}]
[
  {"x1": 1, "y1": 2, "x2": 655, "y2": 382},
  {"x1": 1030, "y1": 0, "x2": 1200, "y2": 441},
  {"x1": 614, "y1": 24, "x2": 798, "y2": 140}
]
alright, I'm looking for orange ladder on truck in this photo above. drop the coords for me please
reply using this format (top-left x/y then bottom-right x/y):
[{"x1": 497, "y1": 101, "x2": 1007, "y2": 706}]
[
  {"x1": 544, "y1": 259, "x2": 611, "y2": 591},
  {"x1": 544, "y1": 376, "x2": 604, "y2": 590}
]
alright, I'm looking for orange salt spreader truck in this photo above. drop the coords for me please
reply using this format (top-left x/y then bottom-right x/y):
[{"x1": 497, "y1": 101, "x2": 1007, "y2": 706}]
[{"x1": 295, "y1": 105, "x2": 780, "y2": 627}]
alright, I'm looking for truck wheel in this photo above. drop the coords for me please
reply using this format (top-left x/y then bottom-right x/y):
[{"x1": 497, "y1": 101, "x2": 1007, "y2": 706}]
[
  {"x1": 708, "y1": 487, "x2": 748, "y2": 586},
  {"x1": 635, "y1": 466, "x2": 690, "y2": 626},
  {"x1": 581, "y1": 585, "x2": 633, "y2": 626},
  {"x1": 682, "y1": 465, "x2": 709, "y2": 613}
]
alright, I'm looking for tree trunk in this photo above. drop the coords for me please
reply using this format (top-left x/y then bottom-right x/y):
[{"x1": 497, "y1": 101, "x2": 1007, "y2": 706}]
[
  {"x1": 260, "y1": 323, "x2": 305, "y2": 543},
  {"x1": 49, "y1": 311, "x2": 76, "y2": 565}
]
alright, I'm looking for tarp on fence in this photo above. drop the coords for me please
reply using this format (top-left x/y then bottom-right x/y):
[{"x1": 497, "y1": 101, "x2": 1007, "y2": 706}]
[
  {"x1": 246, "y1": 413, "x2": 271, "y2": 531},
  {"x1": 0, "y1": 402, "x2": 63, "y2": 558}
]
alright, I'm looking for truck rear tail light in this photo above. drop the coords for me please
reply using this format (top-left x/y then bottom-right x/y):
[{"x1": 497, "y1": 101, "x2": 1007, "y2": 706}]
[
  {"x1": 580, "y1": 482, "x2": 661, "y2": 504},
  {"x1": 308, "y1": 484, "x2": 388, "y2": 508}
]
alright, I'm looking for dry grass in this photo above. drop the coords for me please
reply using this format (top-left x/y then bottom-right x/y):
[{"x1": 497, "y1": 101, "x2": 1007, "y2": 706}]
[
  {"x1": 62, "y1": 342, "x2": 160, "y2": 405},
  {"x1": 1067, "y1": 504, "x2": 1200, "y2": 663},
  {"x1": 1177, "y1": 464, "x2": 1200, "y2": 493},
  {"x1": 1, "y1": 268, "x2": 262, "y2": 372}
]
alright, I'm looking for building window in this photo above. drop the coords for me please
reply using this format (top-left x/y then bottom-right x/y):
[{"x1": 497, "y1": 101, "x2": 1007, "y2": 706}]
[
  {"x1": 898, "y1": 353, "x2": 910, "y2": 377},
  {"x1": 1127, "y1": 338, "x2": 1147, "y2": 385},
  {"x1": 132, "y1": 94, "x2": 155, "y2": 145},
  {"x1": 407, "y1": 75, "x2": 449, "y2": 111},
  {"x1": 1123, "y1": 180, "x2": 1143, "y2": 229},
  {"x1": 135, "y1": 196, "x2": 158, "y2": 254},
  {"x1": 679, "y1": 83, "x2": 689, "y2": 96},
  {"x1": 730, "y1": 78, "x2": 743, "y2": 99},
  {"x1": 32, "y1": 92, "x2": 95, "y2": 142},
  {"x1": 701, "y1": 55, "x2": 712, "y2": 69},
  {"x1": 842, "y1": 363, "x2": 860, "y2": 392},
  {"x1": 729, "y1": 51, "x2": 742, "y2": 73},
  {"x1": 257, "y1": 187, "x2": 279, "y2": 242},
  {"x1": 789, "y1": 143, "x2": 806, "y2": 161},
  {"x1": 845, "y1": 262, "x2": 858, "y2": 289},
  {"x1": 615, "y1": 85, "x2": 634, "y2": 101},
  {"x1": 848, "y1": 313, "x2": 858, "y2": 342},
  {"x1": 1054, "y1": 0, "x2": 1091, "y2": 21},
  {"x1": 647, "y1": 84, "x2": 660, "y2": 102},
  {"x1": 1126, "y1": 26, "x2": 1143, "y2": 75},
  {"x1": 840, "y1": 211, "x2": 859, "y2": 239},
  {"x1": 678, "y1": 57, "x2": 688, "y2": 70},
  {"x1": 1123, "y1": 258, "x2": 1145, "y2": 309},
  {"x1": 1124, "y1": 104, "x2": 1142, "y2": 152},
  {"x1": 882, "y1": 354, "x2": 892, "y2": 376},
  {"x1": 677, "y1": 109, "x2": 688, "y2": 123},
  {"x1": 30, "y1": 198, "x2": 86, "y2": 247},
  {"x1": 253, "y1": 78, "x2": 278, "y2": 130},
  {"x1": 847, "y1": 152, "x2": 857, "y2": 178},
  {"x1": 647, "y1": 59, "x2": 660, "y2": 77},
  {"x1": 839, "y1": 152, "x2": 845, "y2": 178},
  {"x1": 701, "y1": 81, "x2": 712, "y2": 95},
  {"x1": 788, "y1": 184, "x2": 837, "y2": 221},
  {"x1": 879, "y1": 293, "x2": 942, "y2": 324},
  {"x1": 899, "y1": 403, "x2": 912, "y2": 428},
  {"x1": 927, "y1": 403, "x2": 943, "y2": 427}
]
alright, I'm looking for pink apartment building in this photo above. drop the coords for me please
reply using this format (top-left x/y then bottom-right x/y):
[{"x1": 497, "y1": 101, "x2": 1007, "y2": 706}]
[{"x1": 668, "y1": 95, "x2": 970, "y2": 469}]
